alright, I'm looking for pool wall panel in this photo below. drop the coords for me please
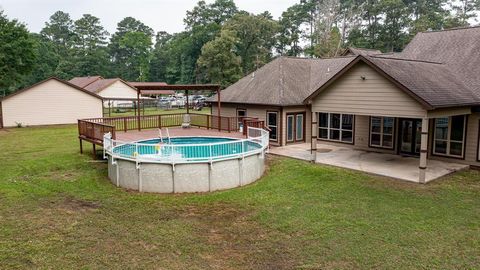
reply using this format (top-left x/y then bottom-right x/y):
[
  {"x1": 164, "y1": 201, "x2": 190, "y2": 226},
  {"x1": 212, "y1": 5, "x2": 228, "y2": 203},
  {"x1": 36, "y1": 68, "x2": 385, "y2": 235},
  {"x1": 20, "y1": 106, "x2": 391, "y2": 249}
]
[
  {"x1": 210, "y1": 159, "x2": 240, "y2": 191},
  {"x1": 118, "y1": 160, "x2": 138, "y2": 190},
  {"x1": 107, "y1": 157, "x2": 117, "y2": 185},
  {"x1": 243, "y1": 154, "x2": 262, "y2": 185},
  {"x1": 174, "y1": 163, "x2": 210, "y2": 193},
  {"x1": 141, "y1": 164, "x2": 174, "y2": 193}
]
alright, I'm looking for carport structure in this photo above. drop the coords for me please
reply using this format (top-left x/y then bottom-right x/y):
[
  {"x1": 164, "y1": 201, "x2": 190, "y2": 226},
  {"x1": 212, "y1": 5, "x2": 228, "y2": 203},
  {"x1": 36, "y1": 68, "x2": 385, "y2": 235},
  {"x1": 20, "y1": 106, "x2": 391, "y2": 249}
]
[{"x1": 133, "y1": 83, "x2": 222, "y2": 131}]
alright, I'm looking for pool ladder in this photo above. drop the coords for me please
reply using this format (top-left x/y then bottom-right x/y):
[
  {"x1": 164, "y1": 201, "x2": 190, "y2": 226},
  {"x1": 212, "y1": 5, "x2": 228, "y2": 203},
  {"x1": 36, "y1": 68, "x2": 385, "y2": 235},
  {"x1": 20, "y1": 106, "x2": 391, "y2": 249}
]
[{"x1": 158, "y1": 128, "x2": 171, "y2": 144}]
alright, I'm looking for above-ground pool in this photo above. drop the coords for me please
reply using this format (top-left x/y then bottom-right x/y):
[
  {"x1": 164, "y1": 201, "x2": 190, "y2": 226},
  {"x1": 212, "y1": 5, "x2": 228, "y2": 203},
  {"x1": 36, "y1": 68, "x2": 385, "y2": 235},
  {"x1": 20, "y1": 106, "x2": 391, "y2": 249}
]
[{"x1": 104, "y1": 128, "x2": 269, "y2": 193}]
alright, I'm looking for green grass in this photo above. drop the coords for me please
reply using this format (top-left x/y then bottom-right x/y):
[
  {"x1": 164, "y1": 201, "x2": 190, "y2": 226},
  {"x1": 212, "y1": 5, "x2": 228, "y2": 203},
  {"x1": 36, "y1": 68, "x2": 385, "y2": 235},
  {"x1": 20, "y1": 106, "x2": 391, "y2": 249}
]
[{"x1": 1, "y1": 125, "x2": 479, "y2": 269}]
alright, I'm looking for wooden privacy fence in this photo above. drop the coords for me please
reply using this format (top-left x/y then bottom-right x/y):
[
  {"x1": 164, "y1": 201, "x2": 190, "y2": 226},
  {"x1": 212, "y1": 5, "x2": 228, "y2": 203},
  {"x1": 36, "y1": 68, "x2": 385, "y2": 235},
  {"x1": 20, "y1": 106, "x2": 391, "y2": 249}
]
[{"x1": 78, "y1": 113, "x2": 239, "y2": 153}]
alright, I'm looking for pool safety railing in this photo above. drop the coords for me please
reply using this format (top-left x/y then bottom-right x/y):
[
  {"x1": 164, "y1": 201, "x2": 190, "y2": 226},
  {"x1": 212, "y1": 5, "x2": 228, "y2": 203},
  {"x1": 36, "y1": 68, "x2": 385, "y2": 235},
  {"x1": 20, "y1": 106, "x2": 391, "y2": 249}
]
[{"x1": 103, "y1": 126, "x2": 269, "y2": 165}]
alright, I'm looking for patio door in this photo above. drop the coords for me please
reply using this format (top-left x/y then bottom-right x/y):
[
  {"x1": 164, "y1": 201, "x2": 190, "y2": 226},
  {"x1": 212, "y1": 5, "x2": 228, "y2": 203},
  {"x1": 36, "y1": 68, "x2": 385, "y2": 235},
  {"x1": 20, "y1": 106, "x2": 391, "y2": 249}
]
[
  {"x1": 236, "y1": 109, "x2": 246, "y2": 130},
  {"x1": 398, "y1": 118, "x2": 422, "y2": 156},
  {"x1": 286, "y1": 112, "x2": 305, "y2": 143}
]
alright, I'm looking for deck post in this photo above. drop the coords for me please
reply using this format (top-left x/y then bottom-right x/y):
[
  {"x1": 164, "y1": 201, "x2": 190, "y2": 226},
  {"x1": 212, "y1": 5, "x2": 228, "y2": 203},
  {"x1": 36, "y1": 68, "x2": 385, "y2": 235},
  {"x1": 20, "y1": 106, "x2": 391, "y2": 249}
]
[
  {"x1": 186, "y1": 90, "x2": 189, "y2": 114},
  {"x1": 217, "y1": 88, "x2": 221, "y2": 131},
  {"x1": 92, "y1": 143, "x2": 96, "y2": 159},
  {"x1": 79, "y1": 138, "x2": 83, "y2": 154},
  {"x1": 310, "y1": 111, "x2": 317, "y2": 163},
  {"x1": 419, "y1": 117, "x2": 429, "y2": 183},
  {"x1": 137, "y1": 90, "x2": 141, "y2": 131}
]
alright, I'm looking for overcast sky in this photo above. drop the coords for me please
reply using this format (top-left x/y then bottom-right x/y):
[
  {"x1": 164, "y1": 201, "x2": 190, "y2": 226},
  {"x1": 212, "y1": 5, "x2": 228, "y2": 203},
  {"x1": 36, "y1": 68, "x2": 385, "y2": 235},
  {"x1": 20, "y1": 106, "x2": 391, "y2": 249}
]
[{"x1": 0, "y1": 0, "x2": 299, "y2": 34}]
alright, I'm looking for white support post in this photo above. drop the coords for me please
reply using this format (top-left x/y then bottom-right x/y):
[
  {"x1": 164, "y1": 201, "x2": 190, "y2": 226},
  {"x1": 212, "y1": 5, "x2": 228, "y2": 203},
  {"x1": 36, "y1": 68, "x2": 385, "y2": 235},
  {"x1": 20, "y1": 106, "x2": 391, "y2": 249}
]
[
  {"x1": 311, "y1": 112, "x2": 318, "y2": 163},
  {"x1": 419, "y1": 117, "x2": 429, "y2": 183}
]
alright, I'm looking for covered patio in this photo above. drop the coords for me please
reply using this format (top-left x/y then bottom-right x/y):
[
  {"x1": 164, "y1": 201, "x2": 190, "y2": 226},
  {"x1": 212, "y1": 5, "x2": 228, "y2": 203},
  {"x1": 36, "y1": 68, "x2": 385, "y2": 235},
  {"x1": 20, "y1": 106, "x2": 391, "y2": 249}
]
[{"x1": 269, "y1": 142, "x2": 468, "y2": 183}]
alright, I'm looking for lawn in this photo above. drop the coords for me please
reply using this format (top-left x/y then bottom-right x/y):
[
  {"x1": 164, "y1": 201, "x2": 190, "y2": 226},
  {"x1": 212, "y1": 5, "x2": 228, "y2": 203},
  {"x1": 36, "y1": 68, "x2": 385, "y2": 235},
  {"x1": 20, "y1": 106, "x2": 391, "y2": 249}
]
[{"x1": 0, "y1": 125, "x2": 479, "y2": 269}]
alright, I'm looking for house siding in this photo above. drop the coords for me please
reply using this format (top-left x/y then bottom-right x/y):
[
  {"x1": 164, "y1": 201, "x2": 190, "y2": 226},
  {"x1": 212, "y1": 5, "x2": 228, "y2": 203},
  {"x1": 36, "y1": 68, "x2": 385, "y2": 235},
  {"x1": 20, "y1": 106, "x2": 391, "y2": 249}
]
[
  {"x1": 98, "y1": 81, "x2": 138, "y2": 99},
  {"x1": 1, "y1": 79, "x2": 103, "y2": 127},
  {"x1": 311, "y1": 62, "x2": 427, "y2": 118}
]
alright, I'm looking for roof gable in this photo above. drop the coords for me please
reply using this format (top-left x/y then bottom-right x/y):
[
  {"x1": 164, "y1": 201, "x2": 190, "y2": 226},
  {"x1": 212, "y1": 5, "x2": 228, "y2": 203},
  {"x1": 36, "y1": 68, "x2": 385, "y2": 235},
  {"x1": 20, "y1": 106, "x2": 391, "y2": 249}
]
[
  {"x1": 1, "y1": 77, "x2": 103, "y2": 102},
  {"x1": 83, "y1": 78, "x2": 137, "y2": 94}
]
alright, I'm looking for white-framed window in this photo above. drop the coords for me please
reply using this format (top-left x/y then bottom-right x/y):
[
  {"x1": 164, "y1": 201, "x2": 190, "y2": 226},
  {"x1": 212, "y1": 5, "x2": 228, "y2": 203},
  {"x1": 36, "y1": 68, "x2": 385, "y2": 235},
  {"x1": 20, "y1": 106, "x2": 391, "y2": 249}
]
[
  {"x1": 370, "y1": 116, "x2": 395, "y2": 149},
  {"x1": 318, "y1": 112, "x2": 354, "y2": 143},
  {"x1": 433, "y1": 115, "x2": 466, "y2": 158},
  {"x1": 266, "y1": 111, "x2": 278, "y2": 141}
]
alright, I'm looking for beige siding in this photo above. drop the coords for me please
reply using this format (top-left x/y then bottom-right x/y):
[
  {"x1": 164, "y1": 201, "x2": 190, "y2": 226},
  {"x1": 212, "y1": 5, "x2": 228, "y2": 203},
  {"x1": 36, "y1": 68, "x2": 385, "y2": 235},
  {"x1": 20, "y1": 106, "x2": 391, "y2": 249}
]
[
  {"x1": 311, "y1": 62, "x2": 427, "y2": 118},
  {"x1": 98, "y1": 81, "x2": 138, "y2": 99},
  {"x1": 100, "y1": 81, "x2": 138, "y2": 107},
  {"x1": 2, "y1": 79, "x2": 103, "y2": 127}
]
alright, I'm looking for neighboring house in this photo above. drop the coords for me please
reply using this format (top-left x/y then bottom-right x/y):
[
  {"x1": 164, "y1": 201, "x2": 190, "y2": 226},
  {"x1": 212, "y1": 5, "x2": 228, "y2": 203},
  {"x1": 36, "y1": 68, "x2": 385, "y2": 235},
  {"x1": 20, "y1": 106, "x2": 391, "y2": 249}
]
[
  {"x1": 0, "y1": 77, "x2": 103, "y2": 127},
  {"x1": 69, "y1": 76, "x2": 139, "y2": 107},
  {"x1": 209, "y1": 26, "x2": 480, "y2": 176}
]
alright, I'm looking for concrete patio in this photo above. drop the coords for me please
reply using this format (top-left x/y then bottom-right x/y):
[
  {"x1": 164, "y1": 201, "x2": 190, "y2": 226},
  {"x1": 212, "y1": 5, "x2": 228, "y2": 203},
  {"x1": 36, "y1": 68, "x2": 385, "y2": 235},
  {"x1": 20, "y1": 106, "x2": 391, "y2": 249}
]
[{"x1": 269, "y1": 143, "x2": 469, "y2": 183}]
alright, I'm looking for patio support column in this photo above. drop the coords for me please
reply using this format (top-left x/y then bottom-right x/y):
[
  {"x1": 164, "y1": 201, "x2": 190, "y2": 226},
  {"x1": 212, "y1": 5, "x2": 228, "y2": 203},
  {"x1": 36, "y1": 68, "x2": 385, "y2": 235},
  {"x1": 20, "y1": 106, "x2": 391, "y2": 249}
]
[
  {"x1": 217, "y1": 88, "x2": 221, "y2": 131},
  {"x1": 137, "y1": 89, "x2": 141, "y2": 131},
  {"x1": 186, "y1": 90, "x2": 189, "y2": 114},
  {"x1": 311, "y1": 112, "x2": 317, "y2": 163},
  {"x1": 419, "y1": 117, "x2": 429, "y2": 183}
]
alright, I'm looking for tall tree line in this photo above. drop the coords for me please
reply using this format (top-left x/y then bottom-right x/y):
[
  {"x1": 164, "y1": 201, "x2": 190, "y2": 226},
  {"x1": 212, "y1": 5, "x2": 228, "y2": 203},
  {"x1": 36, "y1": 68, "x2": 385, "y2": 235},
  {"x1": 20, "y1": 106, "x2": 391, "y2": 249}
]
[{"x1": 1, "y1": 0, "x2": 479, "y2": 94}]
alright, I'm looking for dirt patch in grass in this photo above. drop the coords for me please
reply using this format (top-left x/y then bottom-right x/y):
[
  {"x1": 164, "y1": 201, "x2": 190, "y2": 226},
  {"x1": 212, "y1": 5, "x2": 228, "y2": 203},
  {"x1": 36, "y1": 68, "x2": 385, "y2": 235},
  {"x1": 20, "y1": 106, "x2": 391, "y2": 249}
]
[
  {"x1": 178, "y1": 202, "x2": 299, "y2": 270},
  {"x1": 42, "y1": 196, "x2": 101, "y2": 214}
]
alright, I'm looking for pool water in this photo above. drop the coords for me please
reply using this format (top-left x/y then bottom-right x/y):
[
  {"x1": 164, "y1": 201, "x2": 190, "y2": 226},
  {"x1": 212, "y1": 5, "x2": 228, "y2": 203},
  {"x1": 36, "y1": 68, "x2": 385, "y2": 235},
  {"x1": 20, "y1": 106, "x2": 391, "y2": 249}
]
[{"x1": 113, "y1": 137, "x2": 262, "y2": 161}]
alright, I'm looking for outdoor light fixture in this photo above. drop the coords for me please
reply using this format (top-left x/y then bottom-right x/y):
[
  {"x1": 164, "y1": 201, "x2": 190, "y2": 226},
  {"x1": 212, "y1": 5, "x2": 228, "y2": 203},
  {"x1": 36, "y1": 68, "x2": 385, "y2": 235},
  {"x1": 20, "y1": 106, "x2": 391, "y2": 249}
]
[{"x1": 361, "y1": 75, "x2": 366, "y2": 80}]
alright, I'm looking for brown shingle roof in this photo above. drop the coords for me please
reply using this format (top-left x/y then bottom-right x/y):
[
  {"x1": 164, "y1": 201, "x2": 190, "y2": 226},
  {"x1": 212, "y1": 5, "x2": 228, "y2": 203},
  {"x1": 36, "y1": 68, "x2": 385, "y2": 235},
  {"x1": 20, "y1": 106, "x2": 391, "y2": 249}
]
[
  {"x1": 212, "y1": 26, "x2": 480, "y2": 109},
  {"x1": 343, "y1": 47, "x2": 382, "y2": 56},
  {"x1": 399, "y1": 26, "x2": 480, "y2": 98},
  {"x1": 209, "y1": 56, "x2": 356, "y2": 106},
  {"x1": 69, "y1": 76, "x2": 102, "y2": 88},
  {"x1": 83, "y1": 78, "x2": 120, "y2": 93},
  {"x1": 367, "y1": 56, "x2": 480, "y2": 108}
]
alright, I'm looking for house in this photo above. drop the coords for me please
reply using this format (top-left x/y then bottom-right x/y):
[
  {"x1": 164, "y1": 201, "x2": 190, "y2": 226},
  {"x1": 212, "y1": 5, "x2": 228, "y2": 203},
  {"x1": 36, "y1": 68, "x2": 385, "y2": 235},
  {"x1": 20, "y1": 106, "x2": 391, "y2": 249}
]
[
  {"x1": 0, "y1": 77, "x2": 103, "y2": 128},
  {"x1": 209, "y1": 26, "x2": 480, "y2": 182},
  {"x1": 69, "y1": 76, "x2": 139, "y2": 107}
]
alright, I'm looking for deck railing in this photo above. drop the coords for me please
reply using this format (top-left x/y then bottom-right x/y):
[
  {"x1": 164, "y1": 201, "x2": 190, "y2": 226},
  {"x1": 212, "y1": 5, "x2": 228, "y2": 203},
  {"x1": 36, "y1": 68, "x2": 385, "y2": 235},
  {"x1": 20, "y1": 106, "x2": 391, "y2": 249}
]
[
  {"x1": 78, "y1": 119, "x2": 116, "y2": 143},
  {"x1": 242, "y1": 118, "x2": 267, "y2": 136},
  {"x1": 79, "y1": 113, "x2": 239, "y2": 147},
  {"x1": 103, "y1": 126, "x2": 269, "y2": 164}
]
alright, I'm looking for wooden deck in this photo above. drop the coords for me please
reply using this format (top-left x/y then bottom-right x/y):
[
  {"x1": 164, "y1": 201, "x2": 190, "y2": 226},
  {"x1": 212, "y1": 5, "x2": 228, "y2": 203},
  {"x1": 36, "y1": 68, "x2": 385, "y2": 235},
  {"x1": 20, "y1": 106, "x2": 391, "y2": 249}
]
[{"x1": 116, "y1": 127, "x2": 245, "y2": 141}]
